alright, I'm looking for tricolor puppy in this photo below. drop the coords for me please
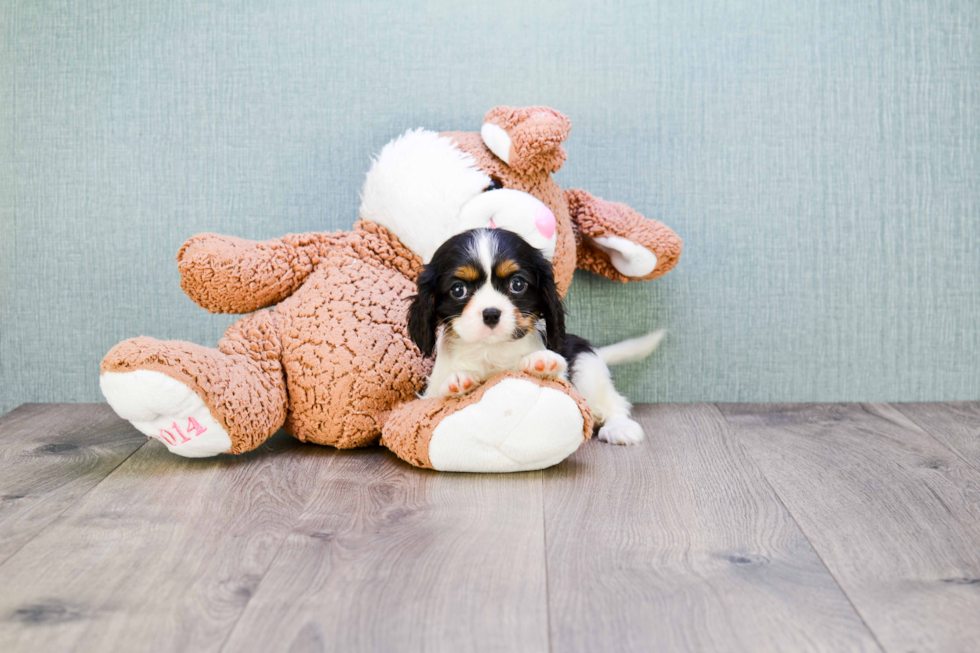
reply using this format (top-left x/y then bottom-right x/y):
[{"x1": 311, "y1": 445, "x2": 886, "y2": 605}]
[{"x1": 408, "y1": 228, "x2": 665, "y2": 445}]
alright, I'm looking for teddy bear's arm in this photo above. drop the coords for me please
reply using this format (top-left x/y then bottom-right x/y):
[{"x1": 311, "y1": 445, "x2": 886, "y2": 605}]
[
  {"x1": 566, "y1": 188, "x2": 683, "y2": 283},
  {"x1": 176, "y1": 232, "x2": 331, "y2": 313}
]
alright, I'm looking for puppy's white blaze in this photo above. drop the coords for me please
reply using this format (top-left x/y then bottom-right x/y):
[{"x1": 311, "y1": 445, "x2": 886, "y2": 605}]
[
  {"x1": 467, "y1": 229, "x2": 497, "y2": 276},
  {"x1": 452, "y1": 230, "x2": 513, "y2": 344},
  {"x1": 359, "y1": 129, "x2": 490, "y2": 263}
]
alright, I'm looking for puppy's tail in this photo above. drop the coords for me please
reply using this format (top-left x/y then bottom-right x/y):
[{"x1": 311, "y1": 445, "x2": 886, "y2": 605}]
[{"x1": 597, "y1": 330, "x2": 666, "y2": 366}]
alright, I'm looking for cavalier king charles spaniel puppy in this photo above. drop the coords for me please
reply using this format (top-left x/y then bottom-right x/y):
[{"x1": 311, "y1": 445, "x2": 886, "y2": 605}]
[{"x1": 408, "y1": 228, "x2": 664, "y2": 445}]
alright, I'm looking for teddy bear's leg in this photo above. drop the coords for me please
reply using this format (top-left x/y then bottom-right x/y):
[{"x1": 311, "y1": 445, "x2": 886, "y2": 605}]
[
  {"x1": 100, "y1": 311, "x2": 287, "y2": 457},
  {"x1": 382, "y1": 372, "x2": 593, "y2": 473}
]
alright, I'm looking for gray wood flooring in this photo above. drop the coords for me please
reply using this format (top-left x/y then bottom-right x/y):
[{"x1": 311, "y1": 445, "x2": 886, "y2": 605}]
[{"x1": 0, "y1": 402, "x2": 978, "y2": 652}]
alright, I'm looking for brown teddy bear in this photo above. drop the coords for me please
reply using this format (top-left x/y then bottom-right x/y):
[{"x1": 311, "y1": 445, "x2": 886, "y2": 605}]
[{"x1": 100, "y1": 106, "x2": 682, "y2": 472}]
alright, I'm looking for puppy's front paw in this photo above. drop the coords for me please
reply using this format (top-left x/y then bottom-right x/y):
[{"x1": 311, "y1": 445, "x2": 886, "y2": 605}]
[
  {"x1": 439, "y1": 371, "x2": 480, "y2": 398},
  {"x1": 520, "y1": 350, "x2": 567, "y2": 380},
  {"x1": 598, "y1": 416, "x2": 645, "y2": 445}
]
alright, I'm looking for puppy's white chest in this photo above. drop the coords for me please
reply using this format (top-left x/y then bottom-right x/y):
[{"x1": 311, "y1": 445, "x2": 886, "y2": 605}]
[{"x1": 424, "y1": 331, "x2": 545, "y2": 399}]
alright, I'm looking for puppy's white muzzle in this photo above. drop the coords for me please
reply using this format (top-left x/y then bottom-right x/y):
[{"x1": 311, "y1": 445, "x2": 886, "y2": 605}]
[
  {"x1": 454, "y1": 282, "x2": 517, "y2": 345},
  {"x1": 456, "y1": 189, "x2": 557, "y2": 261}
]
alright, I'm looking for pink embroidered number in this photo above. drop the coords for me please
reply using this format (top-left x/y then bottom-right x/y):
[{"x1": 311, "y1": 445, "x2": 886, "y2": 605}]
[
  {"x1": 158, "y1": 417, "x2": 208, "y2": 446},
  {"x1": 185, "y1": 417, "x2": 207, "y2": 437}
]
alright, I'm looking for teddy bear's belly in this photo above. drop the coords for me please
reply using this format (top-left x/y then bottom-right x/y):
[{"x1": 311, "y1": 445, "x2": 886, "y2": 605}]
[{"x1": 276, "y1": 258, "x2": 429, "y2": 449}]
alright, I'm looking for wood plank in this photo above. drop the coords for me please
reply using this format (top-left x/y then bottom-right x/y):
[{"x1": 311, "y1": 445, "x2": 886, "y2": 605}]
[
  {"x1": 220, "y1": 447, "x2": 549, "y2": 653},
  {"x1": 719, "y1": 403, "x2": 980, "y2": 653},
  {"x1": 0, "y1": 404, "x2": 147, "y2": 565},
  {"x1": 894, "y1": 402, "x2": 980, "y2": 471},
  {"x1": 543, "y1": 403, "x2": 880, "y2": 653},
  {"x1": 0, "y1": 419, "x2": 341, "y2": 653}
]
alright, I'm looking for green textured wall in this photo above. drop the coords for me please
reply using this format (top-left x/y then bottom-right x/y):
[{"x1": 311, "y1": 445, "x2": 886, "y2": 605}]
[{"x1": 2, "y1": 0, "x2": 978, "y2": 414}]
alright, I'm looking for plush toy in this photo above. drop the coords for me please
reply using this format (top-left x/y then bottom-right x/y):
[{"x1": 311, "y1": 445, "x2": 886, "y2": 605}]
[{"x1": 100, "y1": 106, "x2": 682, "y2": 473}]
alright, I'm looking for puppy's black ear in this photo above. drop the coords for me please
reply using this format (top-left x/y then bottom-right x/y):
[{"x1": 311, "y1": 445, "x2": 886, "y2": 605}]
[
  {"x1": 408, "y1": 267, "x2": 438, "y2": 357},
  {"x1": 537, "y1": 259, "x2": 566, "y2": 352}
]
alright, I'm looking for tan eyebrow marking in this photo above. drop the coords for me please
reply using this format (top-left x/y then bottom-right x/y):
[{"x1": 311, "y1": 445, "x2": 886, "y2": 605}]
[
  {"x1": 455, "y1": 265, "x2": 480, "y2": 281},
  {"x1": 495, "y1": 259, "x2": 520, "y2": 277}
]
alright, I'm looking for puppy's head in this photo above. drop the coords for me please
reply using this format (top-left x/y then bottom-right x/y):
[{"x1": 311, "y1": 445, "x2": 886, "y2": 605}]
[{"x1": 408, "y1": 229, "x2": 565, "y2": 357}]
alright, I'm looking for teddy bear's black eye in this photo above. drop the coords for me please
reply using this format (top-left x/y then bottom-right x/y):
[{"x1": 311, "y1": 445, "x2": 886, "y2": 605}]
[
  {"x1": 484, "y1": 176, "x2": 504, "y2": 192},
  {"x1": 450, "y1": 282, "x2": 468, "y2": 300}
]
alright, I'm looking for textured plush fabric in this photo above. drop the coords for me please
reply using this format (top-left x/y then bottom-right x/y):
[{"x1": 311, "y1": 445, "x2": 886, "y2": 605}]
[
  {"x1": 101, "y1": 319, "x2": 288, "y2": 455},
  {"x1": 176, "y1": 233, "x2": 322, "y2": 314},
  {"x1": 445, "y1": 131, "x2": 579, "y2": 297},
  {"x1": 104, "y1": 221, "x2": 433, "y2": 452},
  {"x1": 484, "y1": 106, "x2": 572, "y2": 174},
  {"x1": 381, "y1": 371, "x2": 594, "y2": 469},
  {"x1": 566, "y1": 188, "x2": 683, "y2": 283},
  {"x1": 99, "y1": 110, "x2": 674, "y2": 459},
  {"x1": 2, "y1": 1, "x2": 979, "y2": 414},
  {"x1": 444, "y1": 128, "x2": 680, "y2": 296}
]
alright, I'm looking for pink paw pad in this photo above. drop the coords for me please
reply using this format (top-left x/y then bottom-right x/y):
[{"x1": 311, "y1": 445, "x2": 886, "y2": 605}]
[{"x1": 535, "y1": 206, "x2": 556, "y2": 239}]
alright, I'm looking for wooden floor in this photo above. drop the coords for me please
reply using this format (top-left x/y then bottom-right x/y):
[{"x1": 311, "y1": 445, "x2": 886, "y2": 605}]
[{"x1": 0, "y1": 403, "x2": 978, "y2": 652}]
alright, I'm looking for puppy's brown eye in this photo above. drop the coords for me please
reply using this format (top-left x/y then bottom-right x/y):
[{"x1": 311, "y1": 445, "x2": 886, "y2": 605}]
[
  {"x1": 450, "y1": 282, "x2": 468, "y2": 300},
  {"x1": 509, "y1": 277, "x2": 527, "y2": 294}
]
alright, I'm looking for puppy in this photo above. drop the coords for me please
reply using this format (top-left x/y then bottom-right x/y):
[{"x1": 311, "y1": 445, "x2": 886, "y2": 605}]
[{"x1": 408, "y1": 228, "x2": 664, "y2": 445}]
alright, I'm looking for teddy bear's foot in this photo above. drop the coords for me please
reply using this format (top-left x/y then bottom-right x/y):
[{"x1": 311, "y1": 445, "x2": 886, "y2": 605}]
[
  {"x1": 101, "y1": 328, "x2": 288, "y2": 455},
  {"x1": 428, "y1": 378, "x2": 583, "y2": 471},
  {"x1": 383, "y1": 372, "x2": 592, "y2": 473},
  {"x1": 101, "y1": 370, "x2": 233, "y2": 457}
]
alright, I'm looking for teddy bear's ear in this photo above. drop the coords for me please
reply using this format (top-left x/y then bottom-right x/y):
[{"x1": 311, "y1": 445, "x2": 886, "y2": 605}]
[{"x1": 481, "y1": 106, "x2": 571, "y2": 174}]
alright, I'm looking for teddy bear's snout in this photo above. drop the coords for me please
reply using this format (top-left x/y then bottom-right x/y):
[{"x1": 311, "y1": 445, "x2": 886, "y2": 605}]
[
  {"x1": 535, "y1": 205, "x2": 556, "y2": 239},
  {"x1": 457, "y1": 188, "x2": 558, "y2": 261},
  {"x1": 490, "y1": 204, "x2": 554, "y2": 239}
]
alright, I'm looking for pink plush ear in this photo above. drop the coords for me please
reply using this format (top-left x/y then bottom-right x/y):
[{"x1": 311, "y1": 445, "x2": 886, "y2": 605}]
[
  {"x1": 566, "y1": 188, "x2": 683, "y2": 282},
  {"x1": 481, "y1": 106, "x2": 571, "y2": 174}
]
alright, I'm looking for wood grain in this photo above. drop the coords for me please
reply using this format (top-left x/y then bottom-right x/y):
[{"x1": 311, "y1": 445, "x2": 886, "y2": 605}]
[
  {"x1": 6, "y1": 403, "x2": 980, "y2": 652},
  {"x1": 220, "y1": 447, "x2": 549, "y2": 653},
  {"x1": 0, "y1": 404, "x2": 147, "y2": 565},
  {"x1": 719, "y1": 403, "x2": 980, "y2": 653},
  {"x1": 0, "y1": 422, "x2": 340, "y2": 653},
  {"x1": 894, "y1": 402, "x2": 980, "y2": 471},
  {"x1": 543, "y1": 403, "x2": 880, "y2": 653}
]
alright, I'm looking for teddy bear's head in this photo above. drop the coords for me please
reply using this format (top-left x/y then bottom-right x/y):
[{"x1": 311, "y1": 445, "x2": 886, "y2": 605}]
[{"x1": 359, "y1": 106, "x2": 681, "y2": 296}]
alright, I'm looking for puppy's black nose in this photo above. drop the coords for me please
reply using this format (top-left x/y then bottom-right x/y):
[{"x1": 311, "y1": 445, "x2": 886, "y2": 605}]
[{"x1": 482, "y1": 308, "x2": 502, "y2": 327}]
